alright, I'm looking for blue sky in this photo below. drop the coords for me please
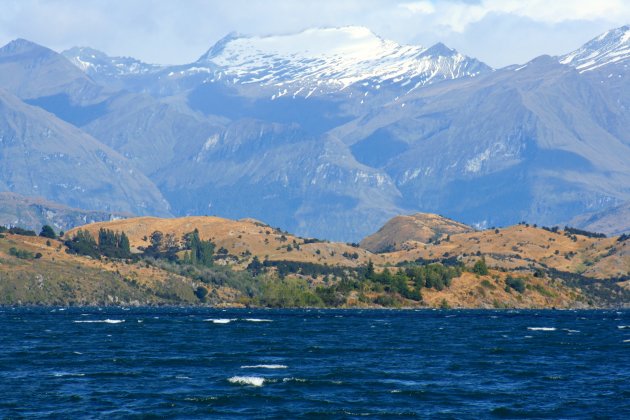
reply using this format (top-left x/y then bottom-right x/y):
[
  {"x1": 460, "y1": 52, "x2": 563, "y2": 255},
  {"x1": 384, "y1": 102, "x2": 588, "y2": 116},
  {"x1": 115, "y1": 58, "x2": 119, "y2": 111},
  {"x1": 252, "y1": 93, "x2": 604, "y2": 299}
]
[{"x1": 0, "y1": 0, "x2": 628, "y2": 67}]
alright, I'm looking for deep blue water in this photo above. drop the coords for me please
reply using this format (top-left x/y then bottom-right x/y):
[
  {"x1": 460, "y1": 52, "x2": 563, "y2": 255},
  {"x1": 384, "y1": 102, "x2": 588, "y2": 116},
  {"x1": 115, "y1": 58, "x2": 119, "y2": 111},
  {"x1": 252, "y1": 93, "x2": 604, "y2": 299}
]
[{"x1": 0, "y1": 308, "x2": 628, "y2": 419}]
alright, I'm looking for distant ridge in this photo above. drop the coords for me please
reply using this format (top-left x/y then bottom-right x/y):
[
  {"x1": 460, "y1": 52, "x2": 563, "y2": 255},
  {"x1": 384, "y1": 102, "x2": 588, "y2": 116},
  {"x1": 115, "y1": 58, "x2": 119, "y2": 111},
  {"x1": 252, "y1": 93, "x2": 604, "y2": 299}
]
[{"x1": 0, "y1": 192, "x2": 130, "y2": 232}]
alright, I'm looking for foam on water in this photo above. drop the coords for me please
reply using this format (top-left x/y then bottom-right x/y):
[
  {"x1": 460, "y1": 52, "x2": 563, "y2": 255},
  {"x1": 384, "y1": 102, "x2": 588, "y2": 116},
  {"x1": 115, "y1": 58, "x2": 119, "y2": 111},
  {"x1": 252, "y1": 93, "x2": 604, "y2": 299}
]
[
  {"x1": 244, "y1": 318, "x2": 272, "y2": 322},
  {"x1": 205, "y1": 319, "x2": 233, "y2": 324},
  {"x1": 73, "y1": 319, "x2": 125, "y2": 324},
  {"x1": 52, "y1": 372, "x2": 85, "y2": 377},
  {"x1": 527, "y1": 327, "x2": 557, "y2": 331},
  {"x1": 618, "y1": 326, "x2": 629, "y2": 329},
  {"x1": 241, "y1": 364, "x2": 287, "y2": 369},
  {"x1": 282, "y1": 377, "x2": 308, "y2": 383},
  {"x1": 228, "y1": 376, "x2": 265, "y2": 386}
]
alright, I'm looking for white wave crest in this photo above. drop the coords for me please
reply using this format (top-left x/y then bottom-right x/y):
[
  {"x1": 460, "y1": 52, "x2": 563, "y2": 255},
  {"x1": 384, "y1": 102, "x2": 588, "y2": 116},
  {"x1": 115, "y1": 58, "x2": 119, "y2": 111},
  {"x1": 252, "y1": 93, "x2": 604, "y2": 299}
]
[
  {"x1": 527, "y1": 327, "x2": 556, "y2": 331},
  {"x1": 74, "y1": 319, "x2": 125, "y2": 324},
  {"x1": 204, "y1": 319, "x2": 233, "y2": 324},
  {"x1": 282, "y1": 377, "x2": 307, "y2": 383},
  {"x1": 228, "y1": 376, "x2": 265, "y2": 386},
  {"x1": 241, "y1": 364, "x2": 287, "y2": 369},
  {"x1": 244, "y1": 318, "x2": 272, "y2": 322},
  {"x1": 52, "y1": 372, "x2": 85, "y2": 377},
  {"x1": 618, "y1": 326, "x2": 629, "y2": 329}
]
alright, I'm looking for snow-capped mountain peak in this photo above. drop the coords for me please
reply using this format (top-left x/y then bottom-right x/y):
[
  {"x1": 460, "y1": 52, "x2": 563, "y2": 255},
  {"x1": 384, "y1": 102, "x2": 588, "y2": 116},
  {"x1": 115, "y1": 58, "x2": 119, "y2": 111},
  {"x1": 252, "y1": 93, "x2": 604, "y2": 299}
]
[
  {"x1": 62, "y1": 47, "x2": 161, "y2": 78},
  {"x1": 560, "y1": 25, "x2": 630, "y2": 72},
  {"x1": 195, "y1": 26, "x2": 491, "y2": 94}
]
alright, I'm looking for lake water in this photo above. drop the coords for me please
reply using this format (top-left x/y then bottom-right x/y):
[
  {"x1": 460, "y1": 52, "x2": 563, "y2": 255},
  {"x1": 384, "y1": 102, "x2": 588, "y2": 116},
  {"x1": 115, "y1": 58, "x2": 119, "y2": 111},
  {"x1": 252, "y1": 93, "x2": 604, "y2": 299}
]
[{"x1": 1, "y1": 308, "x2": 628, "y2": 418}]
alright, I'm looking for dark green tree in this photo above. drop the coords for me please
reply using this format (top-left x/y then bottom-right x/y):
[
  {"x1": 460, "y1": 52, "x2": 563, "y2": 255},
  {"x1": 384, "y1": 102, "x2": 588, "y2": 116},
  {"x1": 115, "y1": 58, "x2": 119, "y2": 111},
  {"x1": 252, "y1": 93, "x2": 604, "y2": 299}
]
[
  {"x1": 39, "y1": 225, "x2": 56, "y2": 239},
  {"x1": 365, "y1": 260, "x2": 375, "y2": 279},
  {"x1": 65, "y1": 229, "x2": 99, "y2": 258}
]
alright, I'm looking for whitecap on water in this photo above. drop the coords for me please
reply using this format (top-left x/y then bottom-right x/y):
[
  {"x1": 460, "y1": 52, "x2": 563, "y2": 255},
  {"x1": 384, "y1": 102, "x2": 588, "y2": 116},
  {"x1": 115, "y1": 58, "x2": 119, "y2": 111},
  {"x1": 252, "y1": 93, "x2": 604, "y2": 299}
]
[
  {"x1": 527, "y1": 327, "x2": 556, "y2": 331},
  {"x1": 52, "y1": 372, "x2": 85, "y2": 377},
  {"x1": 283, "y1": 377, "x2": 307, "y2": 383},
  {"x1": 618, "y1": 326, "x2": 629, "y2": 329},
  {"x1": 228, "y1": 376, "x2": 265, "y2": 386},
  {"x1": 240, "y1": 364, "x2": 287, "y2": 369},
  {"x1": 204, "y1": 318, "x2": 233, "y2": 324},
  {"x1": 243, "y1": 318, "x2": 272, "y2": 322},
  {"x1": 73, "y1": 319, "x2": 125, "y2": 324}
]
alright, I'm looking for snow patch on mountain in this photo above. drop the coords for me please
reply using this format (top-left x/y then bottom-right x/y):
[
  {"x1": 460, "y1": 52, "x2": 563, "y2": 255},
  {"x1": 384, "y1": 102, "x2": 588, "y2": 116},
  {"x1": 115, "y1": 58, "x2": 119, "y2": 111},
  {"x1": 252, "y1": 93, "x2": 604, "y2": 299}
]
[
  {"x1": 195, "y1": 26, "x2": 491, "y2": 95},
  {"x1": 62, "y1": 47, "x2": 161, "y2": 78},
  {"x1": 560, "y1": 25, "x2": 630, "y2": 72}
]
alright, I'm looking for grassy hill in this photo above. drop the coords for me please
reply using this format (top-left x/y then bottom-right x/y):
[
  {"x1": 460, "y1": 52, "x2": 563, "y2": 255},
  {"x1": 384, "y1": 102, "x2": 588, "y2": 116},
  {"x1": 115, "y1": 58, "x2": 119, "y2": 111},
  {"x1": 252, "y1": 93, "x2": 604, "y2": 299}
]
[{"x1": 0, "y1": 214, "x2": 628, "y2": 308}]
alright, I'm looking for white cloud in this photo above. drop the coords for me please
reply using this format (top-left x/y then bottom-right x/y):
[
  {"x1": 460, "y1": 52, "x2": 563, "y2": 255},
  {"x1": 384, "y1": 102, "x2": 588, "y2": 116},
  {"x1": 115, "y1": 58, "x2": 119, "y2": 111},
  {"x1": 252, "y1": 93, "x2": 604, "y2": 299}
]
[
  {"x1": 401, "y1": 0, "x2": 628, "y2": 32},
  {"x1": 400, "y1": 1, "x2": 435, "y2": 15}
]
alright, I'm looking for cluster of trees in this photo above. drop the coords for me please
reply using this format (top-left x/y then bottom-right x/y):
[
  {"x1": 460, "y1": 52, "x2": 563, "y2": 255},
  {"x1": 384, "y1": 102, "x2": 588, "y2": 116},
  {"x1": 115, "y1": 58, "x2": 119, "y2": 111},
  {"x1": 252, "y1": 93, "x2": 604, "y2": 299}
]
[
  {"x1": 65, "y1": 229, "x2": 131, "y2": 259},
  {"x1": 564, "y1": 226, "x2": 606, "y2": 239},
  {"x1": 364, "y1": 261, "x2": 462, "y2": 300},
  {"x1": 141, "y1": 229, "x2": 214, "y2": 268},
  {"x1": 0, "y1": 226, "x2": 37, "y2": 236},
  {"x1": 0, "y1": 224, "x2": 63, "y2": 239},
  {"x1": 248, "y1": 258, "x2": 349, "y2": 279},
  {"x1": 181, "y1": 229, "x2": 215, "y2": 267}
]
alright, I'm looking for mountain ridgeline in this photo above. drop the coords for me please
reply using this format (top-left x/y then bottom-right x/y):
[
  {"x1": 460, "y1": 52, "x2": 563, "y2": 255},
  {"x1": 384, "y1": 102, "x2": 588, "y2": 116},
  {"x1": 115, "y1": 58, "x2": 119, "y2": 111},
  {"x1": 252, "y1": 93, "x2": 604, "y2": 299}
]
[{"x1": 0, "y1": 25, "x2": 629, "y2": 240}]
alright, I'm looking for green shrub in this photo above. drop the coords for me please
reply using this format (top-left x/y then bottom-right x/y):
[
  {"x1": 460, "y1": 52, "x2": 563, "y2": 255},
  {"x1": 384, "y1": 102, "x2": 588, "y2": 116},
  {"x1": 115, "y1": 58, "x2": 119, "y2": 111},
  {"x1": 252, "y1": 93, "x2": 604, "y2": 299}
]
[
  {"x1": 9, "y1": 247, "x2": 35, "y2": 260},
  {"x1": 480, "y1": 279, "x2": 496, "y2": 289},
  {"x1": 472, "y1": 258, "x2": 489, "y2": 275},
  {"x1": 505, "y1": 276, "x2": 526, "y2": 293},
  {"x1": 194, "y1": 286, "x2": 209, "y2": 302}
]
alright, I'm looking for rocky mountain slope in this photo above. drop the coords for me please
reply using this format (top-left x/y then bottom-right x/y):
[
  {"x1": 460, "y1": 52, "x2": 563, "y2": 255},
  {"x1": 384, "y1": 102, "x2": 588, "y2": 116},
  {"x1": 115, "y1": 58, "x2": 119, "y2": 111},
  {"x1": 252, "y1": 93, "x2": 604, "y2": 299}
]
[{"x1": 0, "y1": 89, "x2": 170, "y2": 216}]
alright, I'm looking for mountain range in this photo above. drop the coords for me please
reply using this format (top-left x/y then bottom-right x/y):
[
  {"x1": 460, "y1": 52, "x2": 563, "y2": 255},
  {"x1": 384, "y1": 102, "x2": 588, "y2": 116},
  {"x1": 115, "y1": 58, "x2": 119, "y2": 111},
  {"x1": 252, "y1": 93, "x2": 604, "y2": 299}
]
[{"x1": 0, "y1": 25, "x2": 629, "y2": 240}]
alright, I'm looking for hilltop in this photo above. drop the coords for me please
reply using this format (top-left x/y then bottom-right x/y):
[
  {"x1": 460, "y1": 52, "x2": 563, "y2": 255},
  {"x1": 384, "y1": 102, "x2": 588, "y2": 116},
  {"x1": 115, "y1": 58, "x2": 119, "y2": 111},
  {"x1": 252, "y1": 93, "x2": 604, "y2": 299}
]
[
  {"x1": 360, "y1": 213, "x2": 473, "y2": 253},
  {"x1": 67, "y1": 216, "x2": 377, "y2": 268}
]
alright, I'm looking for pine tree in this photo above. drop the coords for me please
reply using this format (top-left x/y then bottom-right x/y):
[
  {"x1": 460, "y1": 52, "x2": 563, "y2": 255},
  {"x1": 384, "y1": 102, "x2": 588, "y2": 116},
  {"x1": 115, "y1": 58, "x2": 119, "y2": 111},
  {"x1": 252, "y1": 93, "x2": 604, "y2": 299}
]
[{"x1": 365, "y1": 260, "x2": 375, "y2": 279}]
